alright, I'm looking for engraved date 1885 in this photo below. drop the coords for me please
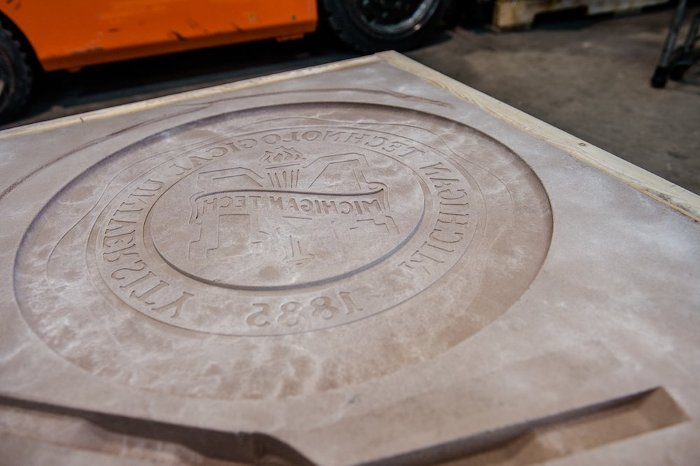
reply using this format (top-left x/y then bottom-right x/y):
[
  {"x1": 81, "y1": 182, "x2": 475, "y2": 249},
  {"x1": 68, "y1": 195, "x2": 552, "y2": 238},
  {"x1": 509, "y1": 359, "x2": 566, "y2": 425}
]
[{"x1": 246, "y1": 292, "x2": 363, "y2": 328}]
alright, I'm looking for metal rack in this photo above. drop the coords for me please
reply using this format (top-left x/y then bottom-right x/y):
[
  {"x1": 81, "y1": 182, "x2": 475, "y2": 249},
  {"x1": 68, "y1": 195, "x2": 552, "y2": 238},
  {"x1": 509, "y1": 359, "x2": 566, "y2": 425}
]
[{"x1": 652, "y1": 0, "x2": 699, "y2": 88}]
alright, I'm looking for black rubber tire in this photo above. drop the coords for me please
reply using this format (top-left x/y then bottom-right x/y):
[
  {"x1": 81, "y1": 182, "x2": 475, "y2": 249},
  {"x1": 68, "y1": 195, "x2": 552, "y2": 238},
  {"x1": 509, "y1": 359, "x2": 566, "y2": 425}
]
[
  {"x1": 0, "y1": 22, "x2": 32, "y2": 121},
  {"x1": 321, "y1": 0, "x2": 453, "y2": 53}
]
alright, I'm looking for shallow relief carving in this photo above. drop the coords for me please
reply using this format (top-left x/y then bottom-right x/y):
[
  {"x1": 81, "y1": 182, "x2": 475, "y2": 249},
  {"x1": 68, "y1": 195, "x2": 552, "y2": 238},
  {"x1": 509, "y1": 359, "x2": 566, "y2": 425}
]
[{"x1": 14, "y1": 103, "x2": 552, "y2": 400}]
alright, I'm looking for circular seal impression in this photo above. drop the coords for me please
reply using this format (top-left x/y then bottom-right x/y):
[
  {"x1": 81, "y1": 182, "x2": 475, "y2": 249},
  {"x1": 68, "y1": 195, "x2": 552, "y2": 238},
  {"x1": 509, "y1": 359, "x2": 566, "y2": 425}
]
[
  {"x1": 15, "y1": 103, "x2": 552, "y2": 399},
  {"x1": 88, "y1": 122, "x2": 478, "y2": 335}
]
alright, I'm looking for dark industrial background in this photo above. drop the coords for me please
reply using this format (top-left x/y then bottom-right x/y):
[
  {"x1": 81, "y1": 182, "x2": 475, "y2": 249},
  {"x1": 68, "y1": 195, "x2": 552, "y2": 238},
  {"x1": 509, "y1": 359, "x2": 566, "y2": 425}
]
[{"x1": 3, "y1": 3, "x2": 699, "y2": 194}]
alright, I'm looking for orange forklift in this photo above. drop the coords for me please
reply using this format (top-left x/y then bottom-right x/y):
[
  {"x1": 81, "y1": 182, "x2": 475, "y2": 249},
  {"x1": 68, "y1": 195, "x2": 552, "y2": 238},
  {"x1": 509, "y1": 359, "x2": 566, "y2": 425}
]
[{"x1": 0, "y1": 0, "x2": 452, "y2": 119}]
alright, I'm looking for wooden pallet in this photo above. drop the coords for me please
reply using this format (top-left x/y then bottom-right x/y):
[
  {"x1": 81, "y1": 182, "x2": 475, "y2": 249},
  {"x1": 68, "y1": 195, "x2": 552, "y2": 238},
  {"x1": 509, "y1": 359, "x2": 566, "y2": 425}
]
[{"x1": 493, "y1": 0, "x2": 669, "y2": 29}]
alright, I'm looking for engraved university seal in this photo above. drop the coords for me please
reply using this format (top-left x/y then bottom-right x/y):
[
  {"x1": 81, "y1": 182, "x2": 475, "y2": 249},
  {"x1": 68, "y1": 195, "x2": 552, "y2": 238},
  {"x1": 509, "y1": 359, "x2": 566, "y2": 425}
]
[
  {"x1": 15, "y1": 103, "x2": 552, "y2": 399},
  {"x1": 90, "y1": 123, "x2": 475, "y2": 334}
]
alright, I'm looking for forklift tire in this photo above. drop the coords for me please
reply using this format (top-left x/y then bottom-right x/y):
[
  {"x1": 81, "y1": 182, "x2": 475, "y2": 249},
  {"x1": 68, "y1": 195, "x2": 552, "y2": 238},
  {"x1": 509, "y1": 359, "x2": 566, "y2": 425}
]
[
  {"x1": 321, "y1": 0, "x2": 452, "y2": 53},
  {"x1": 0, "y1": 23, "x2": 32, "y2": 121}
]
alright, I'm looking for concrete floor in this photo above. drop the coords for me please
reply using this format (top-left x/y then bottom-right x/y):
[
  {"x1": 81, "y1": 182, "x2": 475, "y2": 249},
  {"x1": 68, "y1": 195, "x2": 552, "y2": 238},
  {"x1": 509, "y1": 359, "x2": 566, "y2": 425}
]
[
  {"x1": 4, "y1": 4, "x2": 699, "y2": 194},
  {"x1": 409, "y1": 7, "x2": 700, "y2": 195}
]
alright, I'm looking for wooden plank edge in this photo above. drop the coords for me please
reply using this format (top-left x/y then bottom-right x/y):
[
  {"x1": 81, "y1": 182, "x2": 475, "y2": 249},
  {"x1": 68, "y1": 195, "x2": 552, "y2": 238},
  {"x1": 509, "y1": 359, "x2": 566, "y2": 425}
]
[
  {"x1": 377, "y1": 51, "x2": 700, "y2": 222},
  {"x1": 0, "y1": 54, "x2": 381, "y2": 140}
]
